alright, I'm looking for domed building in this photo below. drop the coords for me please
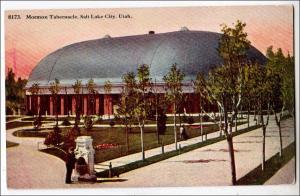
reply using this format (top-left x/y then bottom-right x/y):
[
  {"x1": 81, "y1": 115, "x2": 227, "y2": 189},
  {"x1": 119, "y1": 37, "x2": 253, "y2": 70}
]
[{"x1": 25, "y1": 28, "x2": 266, "y2": 116}]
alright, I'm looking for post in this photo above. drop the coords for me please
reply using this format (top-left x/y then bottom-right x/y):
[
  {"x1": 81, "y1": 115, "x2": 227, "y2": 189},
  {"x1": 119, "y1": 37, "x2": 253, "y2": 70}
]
[{"x1": 109, "y1": 162, "x2": 112, "y2": 178}]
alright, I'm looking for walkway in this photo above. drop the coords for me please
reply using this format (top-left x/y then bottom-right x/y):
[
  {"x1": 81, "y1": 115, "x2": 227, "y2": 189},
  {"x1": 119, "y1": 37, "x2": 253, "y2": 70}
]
[{"x1": 5, "y1": 116, "x2": 295, "y2": 189}]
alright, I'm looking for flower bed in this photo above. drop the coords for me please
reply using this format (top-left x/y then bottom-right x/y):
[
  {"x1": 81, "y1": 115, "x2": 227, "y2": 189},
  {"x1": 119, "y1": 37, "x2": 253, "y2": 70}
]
[{"x1": 94, "y1": 143, "x2": 119, "y2": 150}]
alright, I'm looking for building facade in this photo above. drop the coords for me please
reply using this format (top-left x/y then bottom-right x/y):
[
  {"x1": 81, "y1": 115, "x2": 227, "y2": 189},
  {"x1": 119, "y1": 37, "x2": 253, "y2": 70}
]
[{"x1": 25, "y1": 28, "x2": 266, "y2": 116}]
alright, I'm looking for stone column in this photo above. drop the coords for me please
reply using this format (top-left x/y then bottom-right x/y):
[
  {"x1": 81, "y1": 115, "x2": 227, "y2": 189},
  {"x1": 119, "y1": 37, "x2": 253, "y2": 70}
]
[
  {"x1": 50, "y1": 96, "x2": 53, "y2": 116},
  {"x1": 61, "y1": 96, "x2": 64, "y2": 115},
  {"x1": 72, "y1": 96, "x2": 76, "y2": 115},
  {"x1": 104, "y1": 95, "x2": 112, "y2": 115},
  {"x1": 83, "y1": 96, "x2": 88, "y2": 115},
  {"x1": 95, "y1": 96, "x2": 99, "y2": 115},
  {"x1": 29, "y1": 95, "x2": 32, "y2": 112},
  {"x1": 37, "y1": 95, "x2": 41, "y2": 114}
]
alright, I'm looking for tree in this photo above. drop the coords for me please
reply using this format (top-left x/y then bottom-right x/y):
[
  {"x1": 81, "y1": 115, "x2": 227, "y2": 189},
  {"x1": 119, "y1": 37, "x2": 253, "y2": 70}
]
[
  {"x1": 193, "y1": 73, "x2": 206, "y2": 141},
  {"x1": 49, "y1": 78, "x2": 61, "y2": 127},
  {"x1": 72, "y1": 80, "x2": 82, "y2": 127},
  {"x1": 116, "y1": 72, "x2": 136, "y2": 154},
  {"x1": 134, "y1": 64, "x2": 152, "y2": 160},
  {"x1": 163, "y1": 63, "x2": 185, "y2": 150},
  {"x1": 203, "y1": 20, "x2": 251, "y2": 185},
  {"x1": 5, "y1": 68, "x2": 27, "y2": 115},
  {"x1": 104, "y1": 80, "x2": 112, "y2": 119},
  {"x1": 86, "y1": 78, "x2": 97, "y2": 115},
  {"x1": 266, "y1": 47, "x2": 295, "y2": 157}
]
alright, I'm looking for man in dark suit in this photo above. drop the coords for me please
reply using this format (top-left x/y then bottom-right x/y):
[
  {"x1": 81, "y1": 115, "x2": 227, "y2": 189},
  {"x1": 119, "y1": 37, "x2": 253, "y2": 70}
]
[{"x1": 65, "y1": 147, "x2": 76, "y2": 184}]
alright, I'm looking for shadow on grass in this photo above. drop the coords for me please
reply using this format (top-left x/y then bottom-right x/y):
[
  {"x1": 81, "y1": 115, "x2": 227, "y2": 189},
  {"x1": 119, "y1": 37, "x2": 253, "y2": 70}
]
[
  {"x1": 236, "y1": 142, "x2": 295, "y2": 185},
  {"x1": 96, "y1": 124, "x2": 262, "y2": 178},
  {"x1": 6, "y1": 141, "x2": 19, "y2": 148}
]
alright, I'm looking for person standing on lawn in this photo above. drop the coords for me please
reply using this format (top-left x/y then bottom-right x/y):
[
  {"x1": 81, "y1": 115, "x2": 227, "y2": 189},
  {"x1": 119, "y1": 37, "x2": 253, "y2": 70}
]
[{"x1": 65, "y1": 147, "x2": 76, "y2": 184}]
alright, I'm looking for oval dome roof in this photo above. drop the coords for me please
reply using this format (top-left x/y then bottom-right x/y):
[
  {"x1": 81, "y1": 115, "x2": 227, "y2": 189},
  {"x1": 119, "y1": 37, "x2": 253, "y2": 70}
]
[{"x1": 27, "y1": 30, "x2": 266, "y2": 87}]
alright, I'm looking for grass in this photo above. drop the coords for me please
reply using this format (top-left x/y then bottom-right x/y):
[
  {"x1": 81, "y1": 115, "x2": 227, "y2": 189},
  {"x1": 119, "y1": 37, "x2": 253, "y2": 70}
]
[
  {"x1": 6, "y1": 121, "x2": 34, "y2": 129},
  {"x1": 55, "y1": 122, "x2": 232, "y2": 163},
  {"x1": 13, "y1": 129, "x2": 49, "y2": 138},
  {"x1": 6, "y1": 116, "x2": 22, "y2": 122},
  {"x1": 236, "y1": 142, "x2": 295, "y2": 185},
  {"x1": 6, "y1": 141, "x2": 19, "y2": 148},
  {"x1": 96, "y1": 124, "x2": 262, "y2": 178}
]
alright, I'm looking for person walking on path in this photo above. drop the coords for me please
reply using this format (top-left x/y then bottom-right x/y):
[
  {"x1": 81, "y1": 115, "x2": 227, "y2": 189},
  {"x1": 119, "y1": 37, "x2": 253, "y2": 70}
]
[{"x1": 65, "y1": 147, "x2": 76, "y2": 184}]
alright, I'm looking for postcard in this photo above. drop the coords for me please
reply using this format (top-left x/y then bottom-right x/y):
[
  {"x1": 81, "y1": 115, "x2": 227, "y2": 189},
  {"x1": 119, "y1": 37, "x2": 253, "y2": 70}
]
[{"x1": 1, "y1": 1, "x2": 298, "y2": 195}]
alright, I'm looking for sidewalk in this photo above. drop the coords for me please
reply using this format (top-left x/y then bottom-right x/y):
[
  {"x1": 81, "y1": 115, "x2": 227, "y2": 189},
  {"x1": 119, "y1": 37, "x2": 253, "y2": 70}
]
[{"x1": 94, "y1": 119, "x2": 255, "y2": 173}]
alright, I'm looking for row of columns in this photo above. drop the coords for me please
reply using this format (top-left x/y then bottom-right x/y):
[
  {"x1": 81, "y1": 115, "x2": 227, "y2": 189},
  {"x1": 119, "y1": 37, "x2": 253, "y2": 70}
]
[
  {"x1": 26, "y1": 93, "x2": 216, "y2": 116},
  {"x1": 27, "y1": 94, "x2": 114, "y2": 116}
]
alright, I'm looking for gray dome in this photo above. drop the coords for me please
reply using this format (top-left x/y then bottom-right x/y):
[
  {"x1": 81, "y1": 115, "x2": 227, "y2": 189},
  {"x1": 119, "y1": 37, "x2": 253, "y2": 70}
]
[{"x1": 27, "y1": 30, "x2": 266, "y2": 87}]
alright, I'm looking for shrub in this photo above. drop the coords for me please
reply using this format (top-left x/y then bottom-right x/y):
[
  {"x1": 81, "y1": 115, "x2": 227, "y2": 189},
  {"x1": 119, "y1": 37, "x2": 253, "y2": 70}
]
[
  {"x1": 94, "y1": 116, "x2": 103, "y2": 124},
  {"x1": 44, "y1": 129, "x2": 63, "y2": 146},
  {"x1": 84, "y1": 116, "x2": 94, "y2": 131},
  {"x1": 109, "y1": 120, "x2": 115, "y2": 127},
  {"x1": 187, "y1": 117, "x2": 194, "y2": 125},
  {"x1": 203, "y1": 115, "x2": 210, "y2": 122},
  {"x1": 62, "y1": 128, "x2": 77, "y2": 151},
  {"x1": 157, "y1": 113, "x2": 167, "y2": 134},
  {"x1": 33, "y1": 115, "x2": 42, "y2": 129},
  {"x1": 61, "y1": 118, "x2": 72, "y2": 126},
  {"x1": 26, "y1": 110, "x2": 34, "y2": 116}
]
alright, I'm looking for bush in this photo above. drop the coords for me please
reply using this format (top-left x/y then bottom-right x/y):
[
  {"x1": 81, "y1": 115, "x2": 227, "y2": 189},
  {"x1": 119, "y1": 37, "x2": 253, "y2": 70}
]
[
  {"x1": 62, "y1": 128, "x2": 77, "y2": 151},
  {"x1": 158, "y1": 113, "x2": 167, "y2": 134},
  {"x1": 44, "y1": 130, "x2": 63, "y2": 146},
  {"x1": 203, "y1": 115, "x2": 210, "y2": 122},
  {"x1": 61, "y1": 118, "x2": 72, "y2": 126},
  {"x1": 26, "y1": 110, "x2": 34, "y2": 116},
  {"x1": 109, "y1": 120, "x2": 115, "y2": 127},
  {"x1": 94, "y1": 116, "x2": 103, "y2": 124},
  {"x1": 182, "y1": 115, "x2": 194, "y2": 124},
  {"x1": 187, "y1": 117, "x2": 194, "y2": 125},
  {"x1": 33, "y1": 116, "x2": 42, "y2": 129},
  {"x1": 84, "y1": 116, "x2": 94, "y2": 131}
]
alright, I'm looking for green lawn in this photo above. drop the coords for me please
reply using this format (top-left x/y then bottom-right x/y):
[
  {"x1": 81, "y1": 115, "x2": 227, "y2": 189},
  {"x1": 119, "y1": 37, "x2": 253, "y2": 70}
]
[
  {"x1": 6, "y1": 116, "x2": 22, "y2": 122},
  {"x1": 6, "y1": 121, "x2": 34, "y2": 129},
  {"x1": 13, "y1": 129, "x2": 50, "y2": 137},
  {"x1": 58, "y1": 122, "x2": 244, "y2": 163}
]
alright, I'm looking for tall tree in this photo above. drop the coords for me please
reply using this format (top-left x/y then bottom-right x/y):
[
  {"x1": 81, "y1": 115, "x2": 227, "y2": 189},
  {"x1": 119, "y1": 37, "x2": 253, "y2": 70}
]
[
  {"x1": 86, "y1": 78, "x2": 97, "y2": 115},
  {"x1": 5, "y1": 68, "x2": 27, "y2": 115},
  {"x1": 117, "y1": 72, "x2": 137, "y2": 154},
  {"x1": 72, "y1": 80, "x2": 82, "y2": 127},
  {"x1": 49, "y1": 78, "x2": 61, "y2": 127},
  {"x1": 134, "y1": 64, "x2": 152, "y2": 160},
  {"x1": 204, "y1": 20, "x2": 251, "y2": 185},
  {"x1": 163, "y1": 63, "x2": 185, "y2": 150},
  {"x1": 266, "y1": 47, "x2": 295, "y2": 157},
  {"x1": 193, "y1": 73, "x2": 206, "y2": 141},
  {"x1": 104, "y1": 80, "x2": 112, "y2": 119}
]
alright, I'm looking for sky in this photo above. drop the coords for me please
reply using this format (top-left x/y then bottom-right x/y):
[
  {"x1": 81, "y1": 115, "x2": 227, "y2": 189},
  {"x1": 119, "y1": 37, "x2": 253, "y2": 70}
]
[{"x1": 5, "y1": 5, "x2": 294, "y2": 79}]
